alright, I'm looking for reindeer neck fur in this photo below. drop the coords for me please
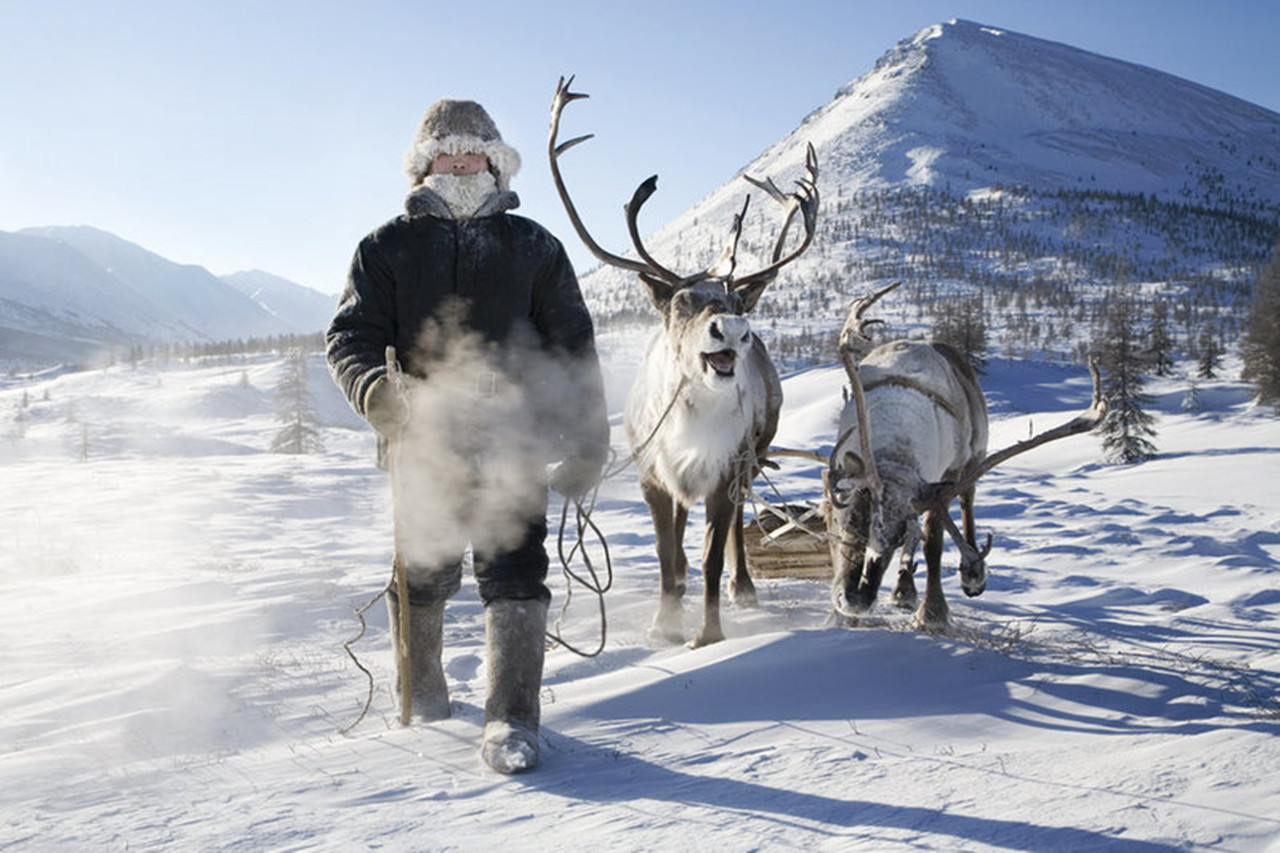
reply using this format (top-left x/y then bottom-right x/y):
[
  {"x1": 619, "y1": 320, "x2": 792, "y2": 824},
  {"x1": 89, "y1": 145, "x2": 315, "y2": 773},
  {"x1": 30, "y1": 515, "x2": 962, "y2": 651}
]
[{"x1": 626, "y1": 326, "x2": 768, "y2": 507}]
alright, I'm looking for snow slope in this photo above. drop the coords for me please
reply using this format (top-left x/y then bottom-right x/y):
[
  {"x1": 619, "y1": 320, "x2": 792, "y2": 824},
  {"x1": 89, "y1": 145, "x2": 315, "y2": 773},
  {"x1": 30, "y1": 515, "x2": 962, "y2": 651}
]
[
  {"x1": 1, "y1": 342, "x2": 1277, "y2": 851},
  {"x1": 222, "y1": 269, "x2": 338, "y2": 335},
  {"x1": 577, "y1": 19, "x2": 1280, "y2": 348},
  {"x1": 0, "y1": 227, "x2": 331, "y2": 368}
]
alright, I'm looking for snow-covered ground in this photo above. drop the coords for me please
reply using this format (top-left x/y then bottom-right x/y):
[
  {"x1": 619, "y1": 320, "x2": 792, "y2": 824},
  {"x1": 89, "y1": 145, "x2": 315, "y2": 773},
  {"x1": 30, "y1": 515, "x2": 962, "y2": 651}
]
[{"x1": 2, "y1": 346, "x2": 1278, "y2": 851}]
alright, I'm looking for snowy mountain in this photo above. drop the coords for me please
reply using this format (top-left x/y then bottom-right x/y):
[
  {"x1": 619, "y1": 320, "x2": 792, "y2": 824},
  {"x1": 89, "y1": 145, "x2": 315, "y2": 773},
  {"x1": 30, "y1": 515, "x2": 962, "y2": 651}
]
[
  {"x1": 222, "y1": 269, "x2": 337, "y2": 334},
  {"x1": 0, "y1": 226, "x2": 329, "y2": 368},
  {"x1": 579, "y1": 19, "x2": 1280, "y2": 362},
  {"x1": 793, "y1": 19, "x2": 1280, "y2": 207}
]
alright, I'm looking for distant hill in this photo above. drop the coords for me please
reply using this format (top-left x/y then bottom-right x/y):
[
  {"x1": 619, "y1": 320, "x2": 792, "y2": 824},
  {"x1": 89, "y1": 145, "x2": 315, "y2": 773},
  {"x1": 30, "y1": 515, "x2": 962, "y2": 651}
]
[
  {"x1": 0, "y1": 226, "x2": 332, "y2": 368},
  {"x1": 221, "y1": 269, "x2": 337, "y2": 336},
  {"x1": 579, "y1": 19, "x2": 1280, "y2": 365}
]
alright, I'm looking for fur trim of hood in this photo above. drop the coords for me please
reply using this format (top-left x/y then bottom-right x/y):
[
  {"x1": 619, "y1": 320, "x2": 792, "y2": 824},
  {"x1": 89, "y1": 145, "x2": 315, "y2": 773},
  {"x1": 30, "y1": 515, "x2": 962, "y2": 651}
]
[{"x1": 402, "y1": 99, "x2": 522, "y2": 192}]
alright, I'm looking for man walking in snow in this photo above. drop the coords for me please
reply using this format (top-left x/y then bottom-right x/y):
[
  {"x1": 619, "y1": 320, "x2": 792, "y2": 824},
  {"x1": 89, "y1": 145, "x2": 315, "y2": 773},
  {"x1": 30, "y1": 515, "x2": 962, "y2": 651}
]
[{"x1": 327, "y1": 98, "x2": 609, "y2": 773}]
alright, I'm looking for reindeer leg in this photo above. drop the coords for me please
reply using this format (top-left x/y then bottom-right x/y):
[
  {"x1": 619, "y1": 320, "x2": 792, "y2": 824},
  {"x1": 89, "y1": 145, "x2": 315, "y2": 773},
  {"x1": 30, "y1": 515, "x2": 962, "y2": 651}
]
[
  {"x1": 727, "y1": 499, "x2": 758, "y2": 607},
  {"x1": 692, "y1": 487, "x2": 735, "y2": 647},
  {"x1": 891, "y1": 522, "x2": 919, "y2": 610},
  {"x1": 674, "y1": 503, "x2": 690, "y2": 598},
  {"x1": 642, "y1": 481, "x2": 685, "y2": 644},
  {"x1": 912, "y1": 508, "x2": 949, "y2": 632}
]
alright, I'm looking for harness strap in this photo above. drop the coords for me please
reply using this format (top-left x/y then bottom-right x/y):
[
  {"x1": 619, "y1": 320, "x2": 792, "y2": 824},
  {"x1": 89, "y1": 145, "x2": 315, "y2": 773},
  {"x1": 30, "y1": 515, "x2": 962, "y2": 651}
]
[{"x1": 862, "y1": 375, "x2": 961, "y2": 421}]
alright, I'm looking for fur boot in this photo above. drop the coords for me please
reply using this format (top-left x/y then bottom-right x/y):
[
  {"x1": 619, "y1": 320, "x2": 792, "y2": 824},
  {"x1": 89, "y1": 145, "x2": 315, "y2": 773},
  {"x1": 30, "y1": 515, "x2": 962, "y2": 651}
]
[
  {"x1": 481, "y1": 598, "x2": 549, "y2": 773},
  {"x1": 386, "y1": 594, "x2": 450, "y2": 721}
]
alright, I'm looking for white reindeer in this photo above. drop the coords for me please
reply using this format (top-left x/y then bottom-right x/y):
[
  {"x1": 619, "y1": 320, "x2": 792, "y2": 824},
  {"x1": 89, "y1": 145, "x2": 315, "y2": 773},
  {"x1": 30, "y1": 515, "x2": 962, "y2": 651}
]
[
  {"x1": 549, "y1": 77, "x2": 819, "y2": 646},
  {"x1": 826, "y1": 283, "x2": 1105, "y2": 631}
]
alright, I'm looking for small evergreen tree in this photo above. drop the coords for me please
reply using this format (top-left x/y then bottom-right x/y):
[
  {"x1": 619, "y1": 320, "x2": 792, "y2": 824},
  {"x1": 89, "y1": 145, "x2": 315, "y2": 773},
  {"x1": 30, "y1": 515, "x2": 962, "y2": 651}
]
[
  {"x1": 932, "y1": 293, "x2": 988, "y2": 372},
  {"x1": 1181, "y1": 378, "x2": 1202, "y2": 413},
  {"x1": 1094, "y1": 289, "x2": 1158, "y2": 464},
  {"x1": 1147, "y1": 299, "x2": 1176, "y2": 376},
  {"x1": 271, "y1": 349, "x2": 325, "y2": 454},
  {"x1": 1196, "y1": 326, "x2": 1223, "y2": 379},
  {"x1": 1241, "y1": 239, "x2": 1280, "y2": 408}
]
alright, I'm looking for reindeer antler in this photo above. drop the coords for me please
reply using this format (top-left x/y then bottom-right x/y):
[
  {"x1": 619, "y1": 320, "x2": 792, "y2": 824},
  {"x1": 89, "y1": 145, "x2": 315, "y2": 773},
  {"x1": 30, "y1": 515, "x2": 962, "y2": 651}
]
[
  {"x1": 828, "y1": 341, "x2": 883, "y2": 512},
  {"x1": 839, "y1": 280, "x2": 901, "y2": 359},
  {"x1": 623, "y1": 175, "x2": 684, "y2": 283},
  {"x1": 826, "y1": 281, "x2": 909, "y2": 509},
  {"x1": 550, "y1": 76, "x2": 819, "y2": 305},
  {"x1": 706, "y1": 197, "x2": 751, "y2": 281},
  {"x1": 549, "y1": 76, "x2": 679, "y2": 282},
  {"x1": 915, "y1": 357, "x2": 1108, "y2": 514},
  {"x1": 732, "y1": 143, "x2": 821, "y2": 293}
]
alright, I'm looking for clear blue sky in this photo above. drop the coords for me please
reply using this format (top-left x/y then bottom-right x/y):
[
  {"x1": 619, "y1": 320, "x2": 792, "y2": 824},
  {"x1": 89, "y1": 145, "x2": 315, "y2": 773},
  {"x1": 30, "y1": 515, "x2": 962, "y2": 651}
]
[{"x1": 2, "y1": 0, "x2": 1277, "y2": 295}]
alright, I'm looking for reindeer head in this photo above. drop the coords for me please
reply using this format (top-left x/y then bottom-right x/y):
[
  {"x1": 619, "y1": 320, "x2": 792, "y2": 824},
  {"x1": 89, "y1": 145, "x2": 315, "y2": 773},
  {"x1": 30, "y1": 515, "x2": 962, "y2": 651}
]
[
  {"x1": 826, "y1": 430, "x2": 918, "y2": 613},
  {"x1": 658, "y1": 280, "x2": 754, "y2": 391},
  {"x1": 548, "y1": 76, "x2": 818, "y2": 368}
]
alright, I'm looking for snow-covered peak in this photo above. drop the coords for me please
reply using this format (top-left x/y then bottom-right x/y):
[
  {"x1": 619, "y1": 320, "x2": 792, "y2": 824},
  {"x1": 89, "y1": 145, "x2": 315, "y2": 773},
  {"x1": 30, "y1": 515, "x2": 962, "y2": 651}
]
[
  {"x1": 627, "y1": 17, "x2": 1280, "y2": 253},
  {"x1": 811, "y1": 18, "x2": 1280, "y2": 199},
  {"x1": 579, "y1": 19, "x2": 1280, "y2": 354}
]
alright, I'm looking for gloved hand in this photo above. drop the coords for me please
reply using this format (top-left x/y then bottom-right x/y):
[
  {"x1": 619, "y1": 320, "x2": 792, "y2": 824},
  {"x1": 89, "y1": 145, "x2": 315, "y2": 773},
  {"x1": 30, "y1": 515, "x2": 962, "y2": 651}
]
[
  {"x1": 548, "y1": 456, "x2": 604, "y2": 501},
  {"x1": 363, "y1": 374, "x2": 409, "y2": 437}
]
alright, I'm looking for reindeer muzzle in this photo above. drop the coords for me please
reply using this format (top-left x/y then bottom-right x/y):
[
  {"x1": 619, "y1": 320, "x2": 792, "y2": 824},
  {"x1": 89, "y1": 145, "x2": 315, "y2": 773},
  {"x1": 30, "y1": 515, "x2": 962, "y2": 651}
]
[{"x1": 701, "y1": 350, "x2": 737, "y2": 377}]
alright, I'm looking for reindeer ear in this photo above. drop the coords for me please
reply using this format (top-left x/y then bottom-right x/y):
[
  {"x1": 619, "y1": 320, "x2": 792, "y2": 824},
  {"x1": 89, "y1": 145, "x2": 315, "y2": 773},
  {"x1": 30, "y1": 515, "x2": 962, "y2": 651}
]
[
  {"x1": 638, "y1": 272, "x2": 677, "y2": 312},
  {"x1": 840, "y1": 450, "x2": 865, "y2": 478},
  {"x1": 734, "y1": 274, "x2": 775, "y2": 314}
]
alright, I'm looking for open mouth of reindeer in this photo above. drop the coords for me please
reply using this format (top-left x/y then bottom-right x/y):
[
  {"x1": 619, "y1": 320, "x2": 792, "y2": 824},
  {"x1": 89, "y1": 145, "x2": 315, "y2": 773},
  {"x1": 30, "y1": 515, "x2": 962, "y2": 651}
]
[{"x1": 700, "y1": 349, "x2": 737, "y2": 377}]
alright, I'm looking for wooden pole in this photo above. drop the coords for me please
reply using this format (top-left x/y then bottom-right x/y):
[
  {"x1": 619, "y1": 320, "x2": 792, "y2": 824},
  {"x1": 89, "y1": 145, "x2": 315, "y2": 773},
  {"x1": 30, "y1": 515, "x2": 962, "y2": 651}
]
[{"x1": 386, "y1": 346, "x2": 413, "y2": 727}]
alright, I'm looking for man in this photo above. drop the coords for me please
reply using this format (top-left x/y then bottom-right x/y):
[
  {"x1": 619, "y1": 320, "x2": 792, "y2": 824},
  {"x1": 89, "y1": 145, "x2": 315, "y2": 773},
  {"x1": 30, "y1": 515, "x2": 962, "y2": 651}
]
[{"x1": 327, "y1": 99, "x2": 609, "y2": 773}]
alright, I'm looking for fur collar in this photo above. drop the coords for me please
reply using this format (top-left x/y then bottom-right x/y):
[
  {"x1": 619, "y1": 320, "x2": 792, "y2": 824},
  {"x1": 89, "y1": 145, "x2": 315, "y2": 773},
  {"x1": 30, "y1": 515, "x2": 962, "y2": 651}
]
[{"x1": 405, "y1": 181, "x2": 520, "y2": 220}]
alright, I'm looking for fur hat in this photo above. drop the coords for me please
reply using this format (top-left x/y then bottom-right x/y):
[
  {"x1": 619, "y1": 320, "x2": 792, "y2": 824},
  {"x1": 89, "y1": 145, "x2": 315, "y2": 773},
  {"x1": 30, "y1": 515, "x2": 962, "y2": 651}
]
[{"x1": 402, "y1": 99, "x2": 521, "y2": 191}]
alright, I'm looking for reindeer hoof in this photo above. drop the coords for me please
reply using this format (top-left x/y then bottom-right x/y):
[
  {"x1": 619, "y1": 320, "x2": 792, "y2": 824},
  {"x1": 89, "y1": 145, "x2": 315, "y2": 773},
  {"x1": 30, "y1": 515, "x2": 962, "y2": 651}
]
[
  {"x1": 690, "y1": 626, "x2": 725, "y2": 648},
  {"x1": 891, "y1": 587, "x2": 917, "y2": 611},
  {"x1": 910, "y1": 602, "x2": 950, "y2": 633},
  {"x1": 649, "y1": 608, "x2": 685, "y2": 646},
  {"x1": 729, "y1": 580, "x2": 758, "y2": 608},
  {"x1": 831, "y1": 609, "x2": 860, "y2": 629},
  {"x1": 833, "y1": 588, "x2": 871, "y2": 620}
]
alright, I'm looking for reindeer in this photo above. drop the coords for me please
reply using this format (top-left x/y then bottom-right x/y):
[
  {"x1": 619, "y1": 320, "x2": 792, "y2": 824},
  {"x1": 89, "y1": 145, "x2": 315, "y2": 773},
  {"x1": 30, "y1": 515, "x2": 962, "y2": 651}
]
[
  {"x1": 825, "y1": 283, "x2": 1105, "y2": 631},
  {"x1": 549, "y1": 77, "x2": 819, "y2": 646}
]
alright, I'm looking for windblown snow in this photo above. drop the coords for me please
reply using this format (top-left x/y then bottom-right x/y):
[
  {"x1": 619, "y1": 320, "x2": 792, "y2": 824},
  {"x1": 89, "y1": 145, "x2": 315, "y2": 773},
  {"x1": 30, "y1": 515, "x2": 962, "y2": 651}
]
[{"x1": 1, "y1": 342, "x2": 1277, "y2": 850}]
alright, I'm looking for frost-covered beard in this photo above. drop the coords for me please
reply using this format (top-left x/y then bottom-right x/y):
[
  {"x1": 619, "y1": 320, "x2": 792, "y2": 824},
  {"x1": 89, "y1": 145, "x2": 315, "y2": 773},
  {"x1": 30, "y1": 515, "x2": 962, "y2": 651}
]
[{"x1": 420, "y1": 171, "x2": 499, "y2": 219}]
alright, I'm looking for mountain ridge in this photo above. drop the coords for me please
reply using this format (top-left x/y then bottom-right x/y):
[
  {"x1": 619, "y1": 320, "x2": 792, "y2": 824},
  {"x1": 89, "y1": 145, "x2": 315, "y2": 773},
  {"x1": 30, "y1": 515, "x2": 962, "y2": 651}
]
[
  {"x1": 1, "y1": 226, "x2": 332, "y2": 367},
  {"x1": 580, "y1": 19, "x2": 1280, "y2": 364}
]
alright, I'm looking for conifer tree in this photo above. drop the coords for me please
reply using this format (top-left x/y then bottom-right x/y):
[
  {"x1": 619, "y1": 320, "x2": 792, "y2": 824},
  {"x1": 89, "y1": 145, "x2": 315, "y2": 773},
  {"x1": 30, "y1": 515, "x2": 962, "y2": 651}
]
[
  {"x1": 1196, "y1": 326, "x2": 1223, "y2": 379},
  {"x1": 932, "y1": 293, "x2": 988, "y2": 372},
  {"x1": 1094, "y1": 289, "x2": 1157, "y2": 464},
  {"x1": 1147, "y1": 299, "x2": 1176, "y2": 376},
  {"x1": 1241, "y1": 238, "x2": 1280, "y2": 408},
  {"x1": 271, "y1": 349, "x2": 325, "y2": 454}
]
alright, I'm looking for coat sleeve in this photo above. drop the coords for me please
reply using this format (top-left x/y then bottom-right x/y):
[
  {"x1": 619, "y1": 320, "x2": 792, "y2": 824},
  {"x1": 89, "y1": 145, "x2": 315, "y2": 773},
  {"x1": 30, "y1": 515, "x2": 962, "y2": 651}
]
[
  {"x1": 530, "y1": 235, "x2": 611, "y2": 464},
  {"x1": 326, "y1": 233, "x2": 398, "y2": 418}
]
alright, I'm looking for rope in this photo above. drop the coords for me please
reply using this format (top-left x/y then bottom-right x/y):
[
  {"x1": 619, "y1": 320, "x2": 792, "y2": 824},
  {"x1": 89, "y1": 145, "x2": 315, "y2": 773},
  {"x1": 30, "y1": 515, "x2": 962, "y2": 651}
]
[
  {"x1": 547, "y1": 377, "x2": 690, "y2": 658},
  {"x1": 747, "y1": 450, "x2": 833, "y2": 543},
  {"x1": 546, "y1": 477, "x2": 615, "y2": 658},
  {"x1": 601, "y1": 375, "x2": 689, "y2": 480},
  {"x1": 338, "y1": 584, "x2": 390, "y2": 736},
  {"x1": 339, "y1": 377, "x2": 691, "y2": 732}
]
